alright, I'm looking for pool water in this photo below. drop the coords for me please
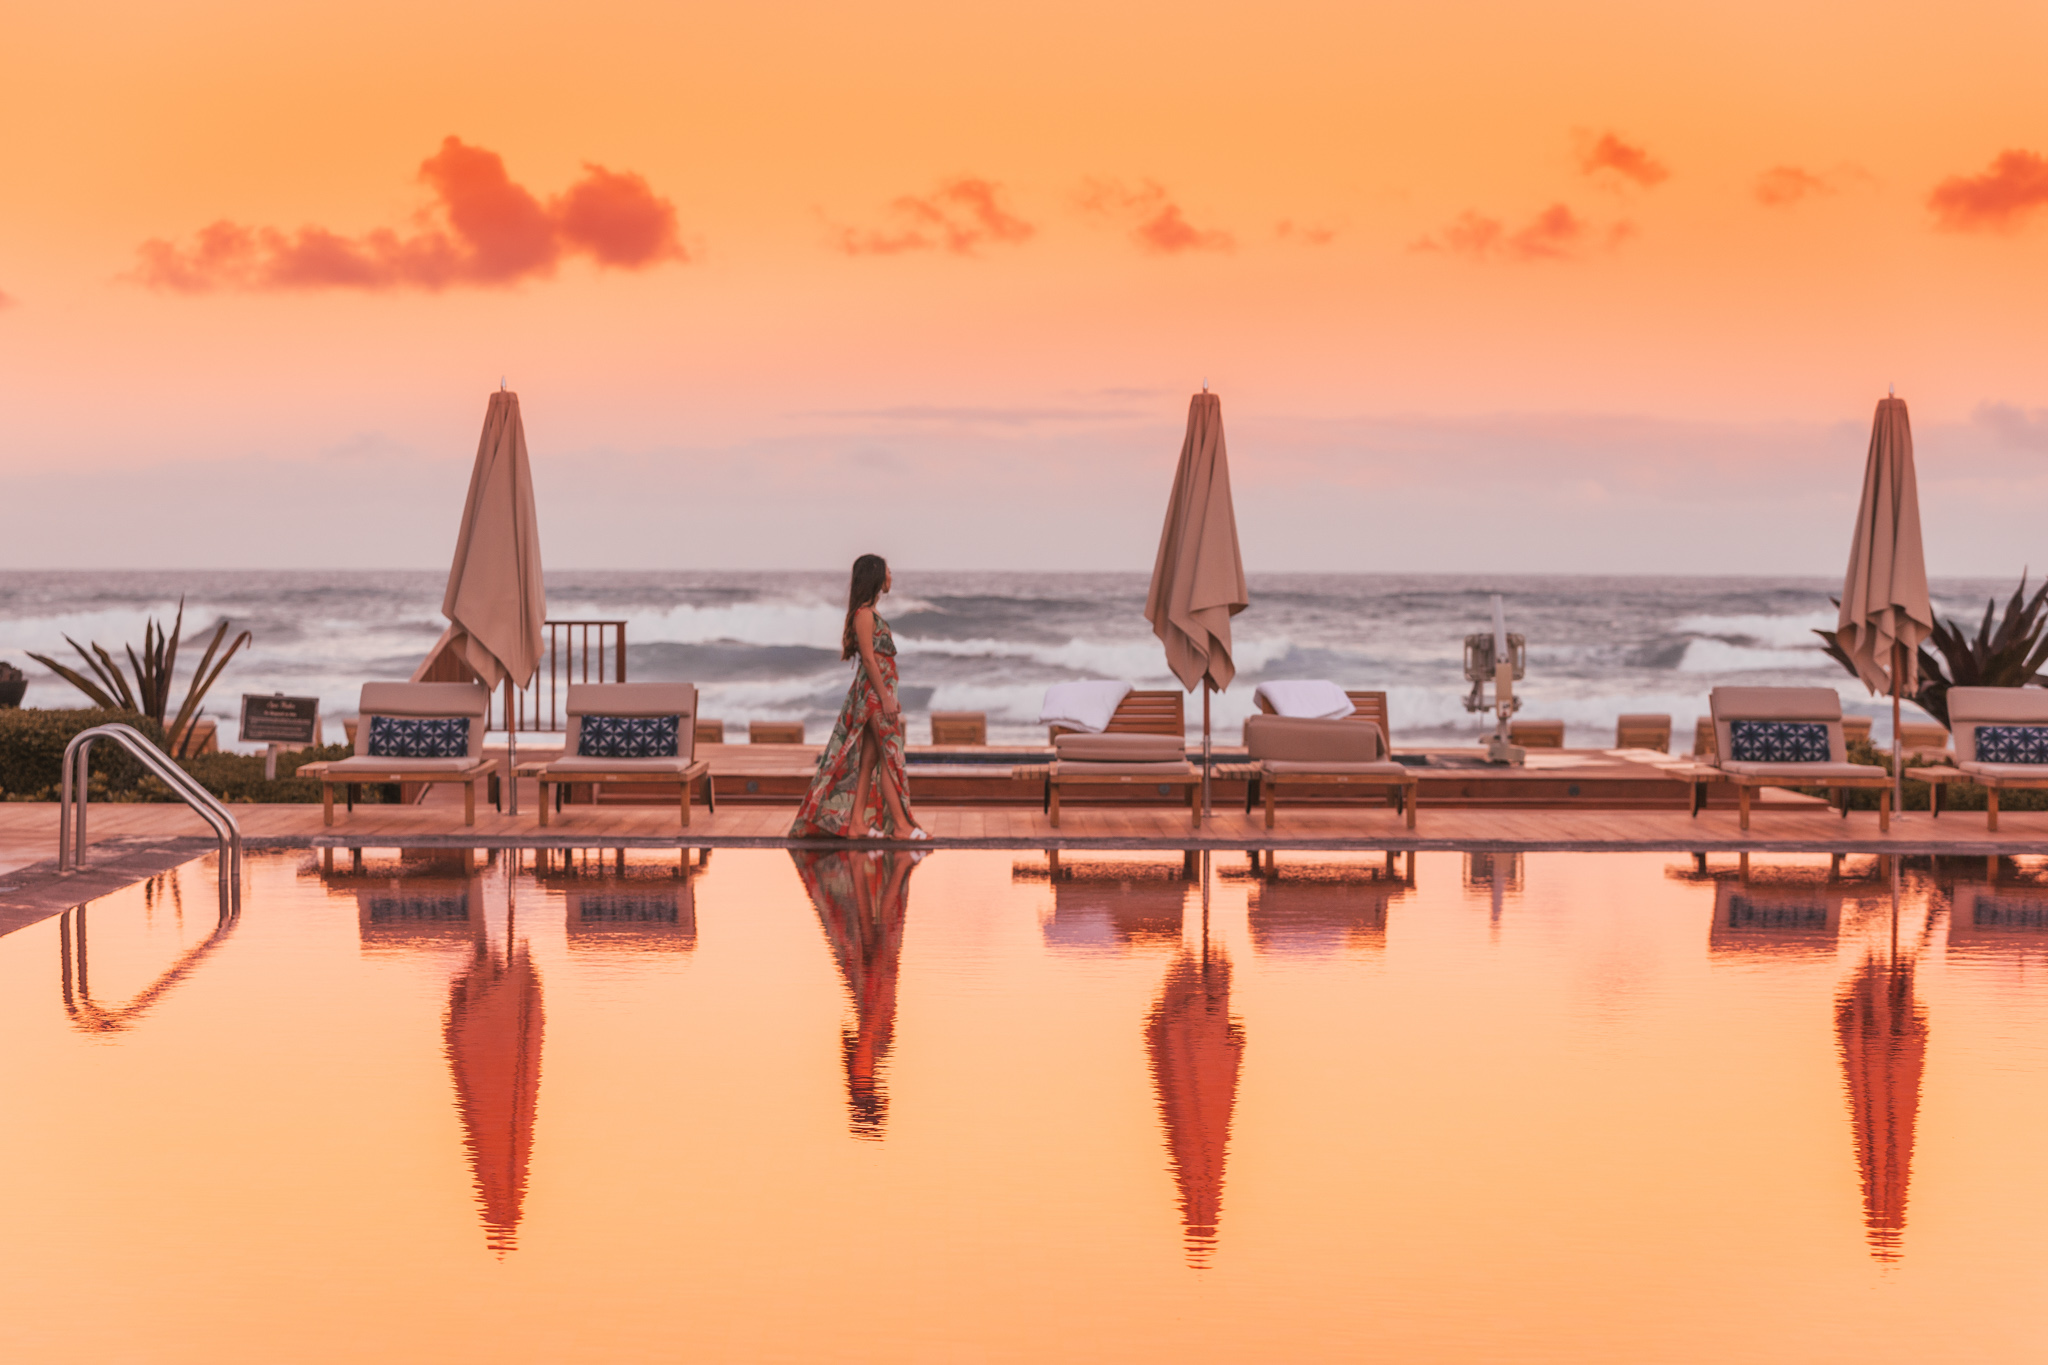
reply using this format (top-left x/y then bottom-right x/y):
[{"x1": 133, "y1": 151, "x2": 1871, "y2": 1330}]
[{"x1": 0, "y1": 847, "x2": 2043, "y2": 1363}]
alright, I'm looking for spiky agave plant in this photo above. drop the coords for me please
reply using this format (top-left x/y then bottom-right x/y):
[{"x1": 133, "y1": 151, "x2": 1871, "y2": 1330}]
[
  {"x1": 28, "y1": 597, "x2": 254, "y2": 757},
  {"x1": 1815, "y1": 575, "x2": 2048, "y2": 728}
]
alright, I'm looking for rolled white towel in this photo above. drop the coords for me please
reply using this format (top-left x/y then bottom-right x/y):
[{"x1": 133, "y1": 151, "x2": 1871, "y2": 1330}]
[
  {"x1": 1039, "y1": 680, "x2": 1134, "y2": 733},
  {"x1": 1253, "y1": 679, "x2": 1355, "y2": 720}
]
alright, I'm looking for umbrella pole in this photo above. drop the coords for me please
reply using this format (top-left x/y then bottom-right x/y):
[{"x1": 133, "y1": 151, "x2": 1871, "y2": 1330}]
[
  {"x1": 504, "y1": 679, "x2": 519, "y2": 816},
  {"x1": 1892, "y1": 641, "x2": 1903, "y2": 820},
  {"x1": 1202, "y1": 683, "x2": 1212, "y2": 820}
]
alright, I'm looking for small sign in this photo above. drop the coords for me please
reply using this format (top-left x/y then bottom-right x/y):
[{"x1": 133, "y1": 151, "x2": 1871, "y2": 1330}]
[{"x1": 239, "y1": 694, "x2": 321, "y2": 745}]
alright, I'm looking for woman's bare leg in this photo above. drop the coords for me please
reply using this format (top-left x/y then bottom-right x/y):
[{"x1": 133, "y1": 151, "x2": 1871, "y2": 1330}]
[
  {"x1": 861, "y1": 718, "x2": 917, "y2": 836},
  {"x1": 853, "y1": 726, "x2": 882, "y2": 836}
]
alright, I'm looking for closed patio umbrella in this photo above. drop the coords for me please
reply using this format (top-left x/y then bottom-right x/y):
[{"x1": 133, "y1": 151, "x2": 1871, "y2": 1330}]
[
  {"x1": 1838, "y1": 395, "x2": 1932, "y2": 815},
  {"x1": 1145, "y1": 391, "x2": 1248, "y2": 814}
]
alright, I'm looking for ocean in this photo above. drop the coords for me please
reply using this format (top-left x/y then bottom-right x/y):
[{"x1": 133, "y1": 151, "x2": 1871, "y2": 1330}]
[{"x1": 0, "y1": 570, "x2": 2006, "y2": 751}]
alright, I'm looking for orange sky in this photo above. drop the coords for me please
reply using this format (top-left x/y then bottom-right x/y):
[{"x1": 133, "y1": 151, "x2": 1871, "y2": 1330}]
[{"x1": 2, "y1": 0, "x2": 2046, "y2": 571}]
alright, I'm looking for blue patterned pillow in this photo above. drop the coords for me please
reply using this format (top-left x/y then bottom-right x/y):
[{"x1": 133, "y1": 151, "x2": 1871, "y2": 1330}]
[
  {"x1": 1728, "y1": 719, "x2": 1830, "y2": 763},
  {"x1": 1974, "y1": 724, "x2": 2048, "y2": 764},
  {"x1": 367, "y1": 715, "x2": 470, "y2": 758},
  {"x1": 578, "y1": 714, "x2": 679, "y2": 758}
]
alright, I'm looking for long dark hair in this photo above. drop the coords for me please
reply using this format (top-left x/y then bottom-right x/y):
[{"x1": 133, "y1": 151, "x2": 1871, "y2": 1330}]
[{"x1": 841, "y1": 554, "x2": 889, "y2": 660}]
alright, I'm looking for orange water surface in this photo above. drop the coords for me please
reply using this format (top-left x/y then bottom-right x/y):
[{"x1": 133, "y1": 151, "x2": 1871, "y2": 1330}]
[{"x1": 0, "y1": 847, "x2": 2043, "y2": 1363}]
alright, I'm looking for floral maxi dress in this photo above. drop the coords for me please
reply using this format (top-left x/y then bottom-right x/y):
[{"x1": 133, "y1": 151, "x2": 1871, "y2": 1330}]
[{"x1": 789, "y1": 614, "x2": 911, "y2": 837}]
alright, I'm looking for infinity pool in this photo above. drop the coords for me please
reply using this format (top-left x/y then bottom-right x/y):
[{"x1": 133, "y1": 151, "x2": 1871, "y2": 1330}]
[{"x1": 0, "y1": 847, "x2": 2042, "y2": 1363}]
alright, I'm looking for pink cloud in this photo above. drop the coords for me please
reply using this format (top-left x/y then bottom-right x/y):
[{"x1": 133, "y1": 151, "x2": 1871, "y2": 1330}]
[
  {"x1": 130, "y1": 137, "x2": 687, "y2": 292},
  {"x1": 1413, "y1": 203, "x2": 1607, "y2": 261},
  {"x1": 1077, "y1": 179, "x2": 1235, "y2": 254},
  {"x1": 1928, "y1": 149, "x2": 2048, "y2": 232},
  {"x1": 835, "y1": 177, "x2": 1035, "y2": 256},
  {"x1": 1578, "y1": 132, "x2": 1669, "y2": 188}
]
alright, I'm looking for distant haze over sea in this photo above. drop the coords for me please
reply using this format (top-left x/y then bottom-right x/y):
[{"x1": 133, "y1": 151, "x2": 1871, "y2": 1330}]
[{"x1": 0, "y1": 571, "x2": 2004, "y2": 751}]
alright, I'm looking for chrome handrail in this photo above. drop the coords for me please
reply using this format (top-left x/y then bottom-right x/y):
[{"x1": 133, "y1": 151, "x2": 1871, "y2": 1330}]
[{"x1": 59, "y1": 723, "x2": 242, "y2": 916}]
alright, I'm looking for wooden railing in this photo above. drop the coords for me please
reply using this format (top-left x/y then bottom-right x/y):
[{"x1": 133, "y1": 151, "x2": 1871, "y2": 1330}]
[
  {"x1": 414, "y1": 619, "x2": 631, "y2": 732},
  {"x1": 505, "y1": 620, "x2": 628, "y2": 732}
]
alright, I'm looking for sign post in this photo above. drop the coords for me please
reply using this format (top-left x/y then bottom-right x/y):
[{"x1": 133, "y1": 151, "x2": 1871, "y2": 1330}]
[{"x1": 239, "y1": 694, "x2": 322, "y2": 781}]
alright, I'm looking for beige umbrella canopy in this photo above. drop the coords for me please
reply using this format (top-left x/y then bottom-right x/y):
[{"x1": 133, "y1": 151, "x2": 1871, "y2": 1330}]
[
  {"x1": 1146, "y1": 392, "x2": 1248, "y2": 693},
  {"x1": 1145, "y1": 392, "x2": 1248, "y2": 811},
  {"x1": 425, "y1": 389, "x2": 547, "y2": 692},
  {"x1": 1838, "y1": 396, "x2": 1933, "y2": 808}
]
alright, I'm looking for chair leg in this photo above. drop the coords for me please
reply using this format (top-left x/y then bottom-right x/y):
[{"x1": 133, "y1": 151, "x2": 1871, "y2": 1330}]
[
  {"x1": 538, "y1": 780, "x2": 551, "y2": 827},
  {"x1": 463, "y1": 781, "x2": 476, "y2": 826},
  {"x1": 680, "y1": 780, "x2": 692, "y2": 829},
  {"x1": 1049, "y1": 783, "x2": 1060, "y2": 829},
  {"x1": 1988, "y1": 787, "x2": 2000, "y2": 833},
  {"x1": 1405, "y1": 780, "x2": 1417, "y2": 830},
  {"x1": 1264, "y1": 784, "x2": 1276, "y2": 830},
  {"x1": 1738, "y1": 785, "x2": 1751, "y2": 831},
  {"x1": 705, "y1": 775, "x2": 716, "y2": 814},
  {"x1": 323, "y1": 782, "x2": 335, "y2": 827},
  {"x1": 1190, "y1": 783, "x2": 1201, "y2": 830},
  {"x1": 1879, "y1": 788, "x2": 1891, "y2": 834}
]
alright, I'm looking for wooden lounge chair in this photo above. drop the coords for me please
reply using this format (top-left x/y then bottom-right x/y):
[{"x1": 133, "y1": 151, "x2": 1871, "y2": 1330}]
[
  {"x1": 525, "y1": 683, "x2": 713, "y2": 829},
  {"x1": 1243, "y1": 713, "x2": 1416, "y2": 829},
  {"x1": 1698, "y1": 686, "x2": 1891, "y2": 832},
  {"x1": 320, "y1": 682, "x2": 497, "y2": 827},
  {"x1": 1616, "y1": 714, "x2": 1671, "y2": 751},
  {"x1": 1048, "y1": 689, "x2": 1184, "y2": 740},
  {"x1": 931, "y1": 711, "x2": 987, "y2": 745},
  {"x1": 1047, "y1": 730, "x2": 1200, "y2": 829},
  {"x1": 749, "y1": 720, "x2": 804, "y2": 744},
  {"x1": 695, "y1": 718, "x2": 725, "y2": 746},
  {"x1": 1253, "y1": 688, "x2": 1389, "y2": 748},
  {"x1": 1509, "y1": 719, "x2": 1565, "y2": 749},
  {"x1": 1915, "y1": 686, "x2": 2048, "y2": 830}
]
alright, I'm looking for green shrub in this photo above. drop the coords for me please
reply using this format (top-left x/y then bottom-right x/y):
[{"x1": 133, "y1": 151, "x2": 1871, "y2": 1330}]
[
  {"x1": 0, "y1": 708, "x2": 174, "y2": 801},
  {"x1": 180, "y1": 743, "x2": 393, "y2": 805}
]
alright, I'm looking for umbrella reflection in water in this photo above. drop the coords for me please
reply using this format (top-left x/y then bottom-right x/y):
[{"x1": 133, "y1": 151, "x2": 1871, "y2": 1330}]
[
  {"x1": 443, "y1": 890, "x2": 545, "y2": 1255},
  {"x1": 1145, "y1": 852, "x2": 1245, "y2": 1269},
  {"x1": 1836, "y1": 955, "x2": 1927, "y2": 1261},
  {"x1": 790, "y1": 850, "x2": 917, "y2": 1139}
]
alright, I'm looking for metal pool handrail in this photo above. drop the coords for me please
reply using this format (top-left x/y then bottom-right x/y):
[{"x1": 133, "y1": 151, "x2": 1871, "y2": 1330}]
[{"x1": 59, "y1": 723, "x2": 242, "y2": 916}]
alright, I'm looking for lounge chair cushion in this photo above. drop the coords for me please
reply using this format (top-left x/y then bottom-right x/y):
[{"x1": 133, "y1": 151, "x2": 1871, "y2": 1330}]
[
  {"x1": 1727, "y1": 719, "x2": 1830, "y2": 764},
  {"x1": 1958, "y1": 761, "x2": 2048, "y2": 778},
  {"x1": 367, "y1": 715, "x2": 470, "y2": 758},
  {"x1": 543, "y1": 755, "x2": 698, "y2": 775},
  {"x1": 565, "y1": 684, "x2": 697, "y2": 763},
  {"x1": 1053, "y1": 732, "x2": 1185, "y2": 762},
  {"x1": 1971, "y1": 724, "x2": 2048, "y2": 765},
  {"x1": 326, "y1": 755, "x2": 484, "y2": 774},
  {"x1": 1718, "y1": 761, "x2": 1887, "y2": 779},
  {"x1": 1709, "y1": 686, "x2": 1847, "y2": 765},
  {"x1": 1244, "y1": 714, "x2": 1385, "y2": 763},
  {"x1": 577, "y1": 714, "x2": 680, "y2": 759},
  {"x1": 354, "y1": 681, "x2": 492, "y2": 759},
  {"x1": 1049, "y1": 760, "x2": 1197, "y2": 778},
  {"x1": 1260, "y1": 760, "x2": 1410, "y2": 776}
]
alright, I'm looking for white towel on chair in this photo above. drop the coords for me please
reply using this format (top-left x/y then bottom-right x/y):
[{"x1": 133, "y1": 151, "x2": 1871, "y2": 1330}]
[
  {"x1": 1039, "y1": 680, "x2": 1133, "y2": 733},
  {"x1": 1253, "y1": 679, "x2": 1355, "y2": 719}
]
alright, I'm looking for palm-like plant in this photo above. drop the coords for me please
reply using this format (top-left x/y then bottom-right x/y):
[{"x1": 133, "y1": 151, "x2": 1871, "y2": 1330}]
[
  {"x1": 28, "y1": 598, "x2": 253, "y2": 758},
  {"x1": 1815, "y1": 575, "x2": 2048, "y2": 728}
]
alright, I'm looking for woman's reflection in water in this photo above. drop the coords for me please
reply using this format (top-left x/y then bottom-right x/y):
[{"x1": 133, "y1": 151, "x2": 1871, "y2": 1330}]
[{"x1": 789, "y1": 850, "x2": 919, "y2": 1140}]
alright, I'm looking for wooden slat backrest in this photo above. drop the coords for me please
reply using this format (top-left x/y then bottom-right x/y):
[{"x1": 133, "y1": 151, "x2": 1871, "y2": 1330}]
[
  {"x1": 1345, "y1": 691, "x2": 1391, "y2": 749},
  {"x1": 1049, "y1": 689, "x2": 1185, "y2": 738}
]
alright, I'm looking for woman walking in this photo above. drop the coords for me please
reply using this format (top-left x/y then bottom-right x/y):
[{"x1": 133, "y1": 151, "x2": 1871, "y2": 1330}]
[{"x1": 790, "y1": 555, "x2": 927, "y2": 840}]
